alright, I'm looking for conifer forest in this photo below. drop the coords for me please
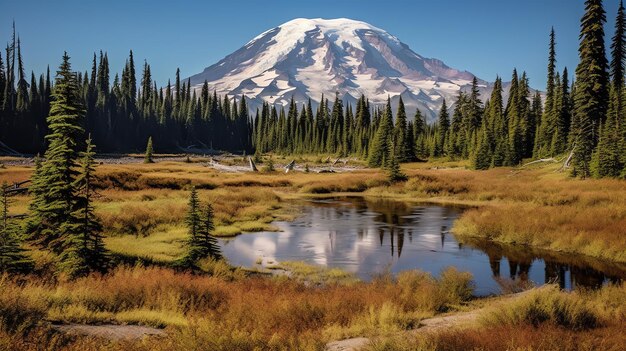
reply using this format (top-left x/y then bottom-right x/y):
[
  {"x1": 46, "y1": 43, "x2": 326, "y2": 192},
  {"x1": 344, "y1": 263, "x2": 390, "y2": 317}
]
[{"x1": 0, "y1": 1, "x2": 625, "y2": 351}]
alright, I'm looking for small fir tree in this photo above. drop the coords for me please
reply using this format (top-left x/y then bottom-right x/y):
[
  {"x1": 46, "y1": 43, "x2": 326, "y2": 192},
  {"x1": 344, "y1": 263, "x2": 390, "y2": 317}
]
[
  {"x1": 263, "y1": 156, "x2": 275, "y2": 172},
  {"x1": 198, "y1": 203, "x2": 221, "y2": 260},
  {"x1": 26, "y1": 53, "x2": 85, "y2": 256},
  {"x1": 0, "y1": 182, "x2": 33, "y2": 273},
  {"x1": 179, "y1": 186, "x2": 202, "y2": 267},
  {"x1": 433, "y1": 99, "x2": 449, "y2": 157},
  {"x1": 144, "y1": 136, "x2": 154, "y2": 163},
  {"x1": 387, "y1": 145, "x2": 407, "y2": 183},
  {"x1": 368, "y1": 97, "x2": 393, "y2": 167},
  {"x1": 72, "y1": 137, "x2": 108, "y2": 273}
]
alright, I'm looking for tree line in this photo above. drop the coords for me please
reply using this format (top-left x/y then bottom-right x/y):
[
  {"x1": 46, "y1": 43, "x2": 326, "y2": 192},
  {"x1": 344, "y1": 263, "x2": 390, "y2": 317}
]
[
  {"x1": 1, "y1": 0, "x2": 625, "y2": 181},
  {"x1": 1, "y1": 0, "x2": 625, "y2": 277},
  {"x1": 1, "y1": 53, "x2": 221, "y2": 276},
  {"x1": 0, "y1": 23, "x2": 253, "y2": 155},
  {"x1": 255, "y1": 0, "x2": 626, "y2": 178}
]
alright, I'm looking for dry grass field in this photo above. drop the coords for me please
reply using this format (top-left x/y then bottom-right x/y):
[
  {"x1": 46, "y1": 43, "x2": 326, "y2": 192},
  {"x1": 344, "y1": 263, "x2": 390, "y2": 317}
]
[{"x1": 1, "y1": 155, "x2": 625, "y2": 350}]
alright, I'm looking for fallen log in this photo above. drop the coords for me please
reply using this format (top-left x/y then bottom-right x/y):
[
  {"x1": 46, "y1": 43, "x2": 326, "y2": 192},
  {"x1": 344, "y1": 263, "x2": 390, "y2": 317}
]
[
  {"x1": 521, "y1": 158, "x2": 559, "y2": 167},
  {"x1": 248, "y1": 157, "x2": 258, "y2": 172},
  {"x1": 284, "y1": 160, "x2": 295, "y2": 173},
  {"x1": 558, "y1": 144, "x2": 576, "y2": 172},
  {"x1": 7, "y1": 214, "x2": 27, "y2": 219},
  {"x1": 317, "y1": 169, "x2": 336, "y2": 174}
]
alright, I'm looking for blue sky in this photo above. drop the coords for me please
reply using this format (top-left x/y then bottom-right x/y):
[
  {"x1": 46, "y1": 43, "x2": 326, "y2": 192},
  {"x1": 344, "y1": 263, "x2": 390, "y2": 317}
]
[{"x1": 0, "y1": 0, "x2": 621, "y2": 90}]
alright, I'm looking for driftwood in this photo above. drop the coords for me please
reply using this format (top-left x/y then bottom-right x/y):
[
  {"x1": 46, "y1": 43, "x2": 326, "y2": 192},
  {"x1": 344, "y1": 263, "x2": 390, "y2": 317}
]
[
  {"x1": 2, "y1": 180, "x2": 30, "y2": 194},
  {"x1": 317, "y1": 169, "x2": 336, "y2": 174},
  {"x1": 323, "y1": 156, "x2": 331, "y2": 163},
  {"x1": 205, "y1": 159, "x2": 248, "y2": 173},
  {"x1": 522, "y1": 144, "x2": 576, "y2": 172},
  {"x1": 284, "y1": 160, "x2": 295, "y2": 173},
  {"x1": 332, "y1": 158, "x2": 341, "y2": 166},
  {"x1": 558, "y1": 144, "x2": 576, "y2": 172},
  {"x1": 521, "y1": 158, "x2": 559, "y2": 167},
  {"x1": 248, "y1": 157, "x2": 258, "y2": 172},
  {"x1": 2, "y1": 180, "x2": 30, "y2": 223},
  {"x1": 7, "y1": 214, "x2": 27, "y2": 219}
]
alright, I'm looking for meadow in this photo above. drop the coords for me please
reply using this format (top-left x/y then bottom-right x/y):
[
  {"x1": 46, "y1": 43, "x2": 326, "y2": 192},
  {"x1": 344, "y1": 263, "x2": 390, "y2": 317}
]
[{"x1": 1, "y1": 155, "x2": 625, "y2": 350}]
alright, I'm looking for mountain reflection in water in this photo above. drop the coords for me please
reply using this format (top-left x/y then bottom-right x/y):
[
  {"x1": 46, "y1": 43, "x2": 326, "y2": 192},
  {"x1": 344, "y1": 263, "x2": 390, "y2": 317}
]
[{"x1": 219, "y1": 197, "x2": 625, "y2": 295}]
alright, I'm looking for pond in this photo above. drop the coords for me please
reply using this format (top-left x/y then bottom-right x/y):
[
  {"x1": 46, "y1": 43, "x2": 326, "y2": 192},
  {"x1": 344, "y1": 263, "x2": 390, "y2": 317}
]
[{"x1": 218, "y1": 197, "x2": 626, "y2": 295}]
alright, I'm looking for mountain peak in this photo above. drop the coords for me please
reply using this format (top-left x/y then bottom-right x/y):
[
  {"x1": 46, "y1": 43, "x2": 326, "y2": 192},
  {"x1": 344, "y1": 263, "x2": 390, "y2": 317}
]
[{"x1": 187, "y1": 17, "x2": 493, "y2": 121}]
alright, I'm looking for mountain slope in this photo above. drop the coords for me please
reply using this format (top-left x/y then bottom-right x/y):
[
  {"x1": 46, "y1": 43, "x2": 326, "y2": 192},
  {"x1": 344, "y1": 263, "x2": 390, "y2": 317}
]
[{"x1": 186, "y1": 18, "x2": 510, "y2": 122}]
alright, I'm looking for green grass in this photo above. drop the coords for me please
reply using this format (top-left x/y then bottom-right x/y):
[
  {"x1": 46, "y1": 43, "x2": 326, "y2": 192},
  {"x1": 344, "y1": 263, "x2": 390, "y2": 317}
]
[
  {"x1": 104, "y1": 225, "x2": 186, "y2": 263},
  {"x1": 267, "y1": 261, "x2": 360, "y2": 285}
]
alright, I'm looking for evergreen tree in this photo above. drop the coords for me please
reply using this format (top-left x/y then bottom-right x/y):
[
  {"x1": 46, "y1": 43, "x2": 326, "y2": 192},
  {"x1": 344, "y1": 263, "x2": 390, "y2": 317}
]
[
  {"x1": 0, "y1": 182, "x2": 33, "y2": 273},
  {"x1": 387, "y1": 150, "x2": 407, "y2": 183},
  {"x1": 433, "y1": 99, "x2": 449, "y2": 157},
  {"x1": 71, "y1": 137, "x2": 108, "y2": 272},
  {"x1": 473, "y1": 117, "x2": 493, "y2": 170},
  {"x1": 611, "y1": 0, "x2": 626, "y2": 90},
  {"x1": 413, "y1": 109, "x2": 427, "y2": 159},
  {"x1": 368, "y1": 97, "x2": 393, "y2": 167},
  {"x1": 144, "y1": 136, "x2": 154, "y2": 163},
  {"x1": 552, "y1": 68, "x2": 571, "y2": 154},
  {"x1": 536, "y1": 28, "x2": 558, "y2": 157},
  {"x1": 15, "y1": 38, "x2": 29, "y2": 113},
  {"x1": 572, "y1": 0, "x2": 609, "y2": 177},
  {"x1": 179, "y1": 186, "x2": 202, "y2": 267},
  {"x1": 342, "y1": 103, "x2": 353, "y2": 156},
  {"x1": 263, "y1": 156, "x2": 275, "y2": 172},
  {"x1": 198, "y1": 203, "x2": 221, "y2": 260},
  {"x1": 405, "y1": 121, "x2": 416, "y2": 162},
  {"x1": 592, "y1": 87, "x2": 623, "y2": 177},
  {"x1": 26, "y1": 53, "x2": 85, "y2": 257},
  {"x1": 393, "y1": 96, "x2": 409, "y2": 162}
]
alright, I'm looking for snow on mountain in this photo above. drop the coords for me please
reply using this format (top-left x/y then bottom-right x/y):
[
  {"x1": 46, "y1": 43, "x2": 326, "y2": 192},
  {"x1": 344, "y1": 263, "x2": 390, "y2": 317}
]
[{"x1": 186, "y1": 18, "x2": 511, "y2": 122}]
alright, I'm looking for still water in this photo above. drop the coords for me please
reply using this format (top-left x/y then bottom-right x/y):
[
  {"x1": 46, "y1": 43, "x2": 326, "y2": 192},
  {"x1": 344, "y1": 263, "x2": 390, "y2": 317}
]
[{"x1": 218, "y1": 197, "x2": 625, "y2": 295}]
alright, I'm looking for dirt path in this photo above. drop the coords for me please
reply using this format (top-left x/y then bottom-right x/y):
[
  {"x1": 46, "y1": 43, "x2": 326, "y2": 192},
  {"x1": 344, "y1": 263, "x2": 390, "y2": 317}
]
[
  {"x1": 325, "y1": 309, "x2": 485, "y2": 351},
  {"x1": 52, "y1": 324, "x2": 166, "y2": 340},
  {"x1": 326, "y1": 289, "x2": 536, "y2": 351}
]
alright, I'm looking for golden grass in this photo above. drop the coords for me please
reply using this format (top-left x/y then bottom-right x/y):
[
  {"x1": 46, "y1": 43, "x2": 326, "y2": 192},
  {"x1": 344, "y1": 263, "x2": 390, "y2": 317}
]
[
  {"x1": 104, "y1": 225, "x2": 187, "y2": 263},
  {"x1": 0, "y1": 265, "x2": 475, "y2": 350},
  {"x1": 1, "y1": 158, "x2": 625, "y2": 350},
  {"x1": 480, "y1": 284, "x2": 626, "y2": 329},
  {"x1": 367, "y1": 323, "x2": 626, "y2": 351},
  {"x1": 267, "y1": 261, "x2": 360, "y2": 285},
  {"x1": 2, "y1": 158, "x2": 625, "y2": 263},
  {"x1": 1, "y1": 158, "x2": 625, "y2": 263},
  {"x1": 361, "y1": 164, "x2": 626, "y2": 262},
  {"x1": 367, "y1": 283, "x2": 626, "y2": 351}
]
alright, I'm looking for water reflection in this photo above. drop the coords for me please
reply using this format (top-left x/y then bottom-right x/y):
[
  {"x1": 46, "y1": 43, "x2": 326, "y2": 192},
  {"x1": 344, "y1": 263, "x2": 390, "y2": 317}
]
[
  {"x1": 461, "y1": 237, "x2": 625, "y2": 292},
  {"x1": 219, "y1": 197, "x2": 625, "y2": 295}
]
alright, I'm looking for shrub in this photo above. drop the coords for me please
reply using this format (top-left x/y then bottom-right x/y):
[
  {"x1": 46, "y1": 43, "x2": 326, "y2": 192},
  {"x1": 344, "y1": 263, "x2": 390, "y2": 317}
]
[{"x1": 481, "y1": 285, "x2": 599, "y2": 330}]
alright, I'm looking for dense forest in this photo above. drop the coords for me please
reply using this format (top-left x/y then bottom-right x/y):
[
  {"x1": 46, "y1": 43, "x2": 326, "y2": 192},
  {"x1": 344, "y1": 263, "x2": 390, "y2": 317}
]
[
  {"x1": 0, "y1": 31, "x2": 254, "y2": 154},
  {"x1": 1, "y1": 0, "x2": 625, "y2": 178}
]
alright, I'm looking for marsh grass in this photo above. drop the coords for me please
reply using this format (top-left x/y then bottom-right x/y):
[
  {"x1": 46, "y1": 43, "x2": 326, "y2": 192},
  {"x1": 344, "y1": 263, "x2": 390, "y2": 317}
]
[
  {"x1": 366, "y1": 323, "x2": 626, "y2": 351},
  {"x1": 367, "y1": 283, "x2": 626, "y2": 351},
  {"x1": 480, "y1": 283, "x2": 626, "y2": 329},
  {"x1": 266, "y1": 261, "x2": 360, "y2": 285},
  {"x1": 4, "y1": 159, "x2": 625, "y2": 262},
  {"x1": 480, "y1": 285, "x2": 599, "y2": 330},
  {"x1": 1, "y1": 159, "x2": 625, "y2": 350},
  {"x1": 0, "y1": 265, "x2": 476, "y2": 350}
]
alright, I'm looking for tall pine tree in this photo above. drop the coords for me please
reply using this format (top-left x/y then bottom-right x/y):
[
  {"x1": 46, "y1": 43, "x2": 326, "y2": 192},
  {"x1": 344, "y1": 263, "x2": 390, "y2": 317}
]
[{"x1": 571, "y1": 0, "x2": 609, "y2": 177}]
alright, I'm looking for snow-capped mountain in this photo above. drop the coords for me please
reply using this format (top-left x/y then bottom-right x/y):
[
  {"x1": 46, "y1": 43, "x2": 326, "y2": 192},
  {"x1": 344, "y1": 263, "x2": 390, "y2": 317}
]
[{"x1": 186, "y1": 18, "x2": 505, "y2": 122}]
